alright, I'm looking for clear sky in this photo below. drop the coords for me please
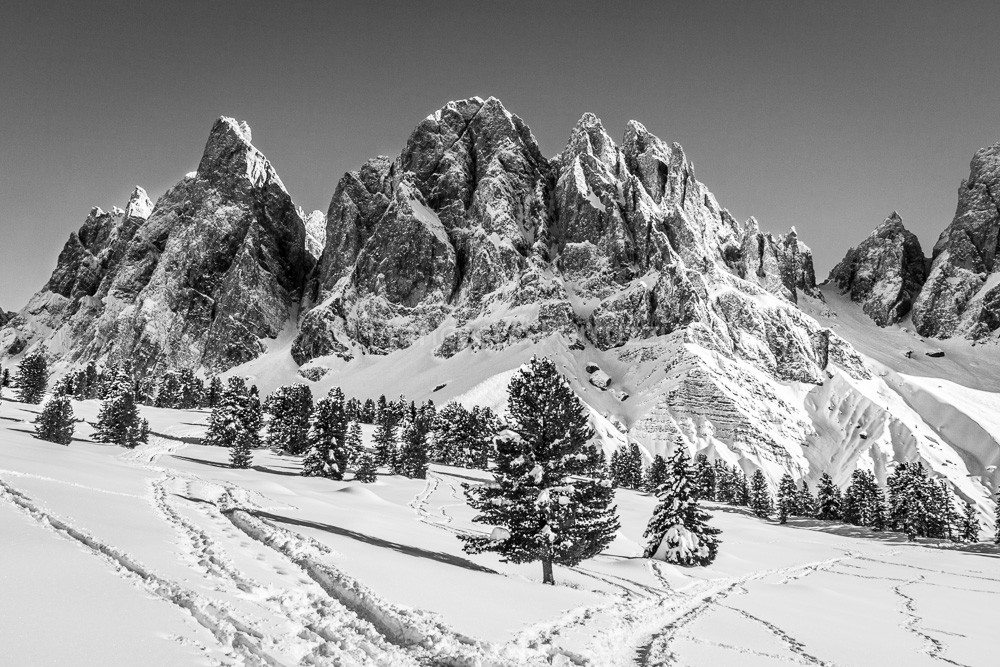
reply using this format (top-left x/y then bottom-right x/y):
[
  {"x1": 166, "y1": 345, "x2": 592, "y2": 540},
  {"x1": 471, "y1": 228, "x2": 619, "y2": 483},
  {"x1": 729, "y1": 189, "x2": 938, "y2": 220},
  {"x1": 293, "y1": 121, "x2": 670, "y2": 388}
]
[{"x1": 2, "y1": 0, "x2": 999, "y2": 309}]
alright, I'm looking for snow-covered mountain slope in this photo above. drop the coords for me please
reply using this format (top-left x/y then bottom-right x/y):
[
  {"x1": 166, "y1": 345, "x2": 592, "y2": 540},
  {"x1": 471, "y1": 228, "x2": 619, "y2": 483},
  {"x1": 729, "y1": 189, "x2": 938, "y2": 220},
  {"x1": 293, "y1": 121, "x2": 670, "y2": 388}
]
[
  {"x1": 0, "y1": 395, "x2": 995, "y2": 666},
  {"x1": 2, "y1": 97, "x2": 998, "y2": 520}
]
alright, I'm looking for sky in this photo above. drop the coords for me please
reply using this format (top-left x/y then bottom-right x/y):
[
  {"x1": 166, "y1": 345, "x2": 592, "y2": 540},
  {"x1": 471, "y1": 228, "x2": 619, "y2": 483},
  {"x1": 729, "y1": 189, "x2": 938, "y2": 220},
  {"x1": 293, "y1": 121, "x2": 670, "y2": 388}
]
[{"x1": 2, "y1": 0, "x2": 999, "y2": 309}]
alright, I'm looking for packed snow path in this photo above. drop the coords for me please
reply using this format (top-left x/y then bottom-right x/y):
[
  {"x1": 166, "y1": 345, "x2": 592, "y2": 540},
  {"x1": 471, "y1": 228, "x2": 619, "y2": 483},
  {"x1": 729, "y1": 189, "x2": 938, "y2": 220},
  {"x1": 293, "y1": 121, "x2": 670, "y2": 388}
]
[{"x1": 1, "y1": 398, "x2": 996, "y2": 665}]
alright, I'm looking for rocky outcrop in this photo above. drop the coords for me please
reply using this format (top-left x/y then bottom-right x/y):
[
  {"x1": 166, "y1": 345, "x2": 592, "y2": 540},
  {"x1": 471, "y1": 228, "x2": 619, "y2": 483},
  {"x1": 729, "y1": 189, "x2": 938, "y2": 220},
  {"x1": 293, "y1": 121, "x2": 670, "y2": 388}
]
[
  {"x1": 828, "y1": 212, "x2": 928, "y2": 326},
  {"x1": 0, "y1": 117, "x2": 311, "y2": 372},
  {"x1": 912, "y1": 141, "x2": 1000, "y2": 338}
]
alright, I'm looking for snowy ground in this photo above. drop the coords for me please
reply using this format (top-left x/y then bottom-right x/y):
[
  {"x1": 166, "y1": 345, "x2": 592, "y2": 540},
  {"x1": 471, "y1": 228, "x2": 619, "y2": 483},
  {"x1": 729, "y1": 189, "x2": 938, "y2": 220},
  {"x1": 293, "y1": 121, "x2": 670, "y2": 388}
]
[{"x1": 1, "y1": 393, "x2": 996, "y2": 666}]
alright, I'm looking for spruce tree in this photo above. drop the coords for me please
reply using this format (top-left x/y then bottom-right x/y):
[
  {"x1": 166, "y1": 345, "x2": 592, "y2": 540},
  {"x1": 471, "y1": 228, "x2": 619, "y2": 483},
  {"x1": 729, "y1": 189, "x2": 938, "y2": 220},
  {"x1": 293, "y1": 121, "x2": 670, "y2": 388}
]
[
  {"x1": 714, "y1": 460, "x2": 733, "y2": 502},
  {"x1": 1, "y1": 367, "x2": 9, "y2": 387},
  {"x1": 468, "y1": 405, "x2": 498, "y2": 469},
  {"x1": 735, "y1": 470, "x2": 751, "y2": 506},
  {"x1": 645, "y1": 455, "x2": 668, "y2": 492},
  {"x1": 694, "y1": 453, "x2": 715, "y2": 500},
  {"x1": 749, "y1": 469, "x2": 773, "y2": 518},
  {"x1": 776, "y1": 473, "x2": 799, "y2": 524},
  {"x1": 264, "y1": 384, "x2": 314, "y2": 454},
  {"x1": 361, "y1": 398, "x2": 377, "y2": 424},
  {"x1": 50, "y1": 375, "x2": 75, "y2": 398},
  {"x1": 815, "y1": 473, "x2": 842, "y2": 520},
  {"x1": 430, "y1": 402, "x2": 470, "y2": 465},
  {"x1": 203, "y1": 377, "x2": 261, "y2": 460},
  {"x1": 461, "y1": 356, "x2": 619, "y2": 585},
  {"x1": 355, "y1": 449, "x2": 378, "y2": 483},
  {"x1": 34, "y1": 396, "x2": 75, "y2": 445},
  {"x1": 229, "y1": 429, "x2": 254, "y2": 469},
  {"x1": 887, "y1": 462, "x2": 934, "y2": 540},
  {"x1": 959, "y1": 503, "x2": 979, "y2": 543},
  {"x1": 176, "y1": 369, "x2": 204, "y2": 409},
  {"x1": 15, "y1": 350, "x2": 48, "y2": 404},
  {"x1": 609, "y1": 449, "x2": 626, "y2": 488},
  {"x1": 345, "y1": 420, "x2": 363, "y2": 466},
  {"x1": 155, "y1": 372, "x2": 182, "y2": 408},
  {"x1": 643, "y1": 445, "x2": 720, "y2": 565},
  {"x1": 93, "y1": 367, "x2": 149, "y2": 448},
  {"x1": 797, "y1": 480, "x2": 816, "y2": 517},
  {"x1": 397, "y1": 418, "x2": 429, "y2": 479},
  {"x1": 206, "y1": 376, "x2": 223, "y2": 408},
  {"x1": 843, "y1": 469, "x2": 885, "y2": 528},
  {"x1": 625, "y1": 443, "x2": 644, "y2": 489},
  {"x1": 373, "y1": 410, "x2": 397, "y2": 467},
  {"x1": 303, "y1": 391, "x2": 349, "y2": 479}
]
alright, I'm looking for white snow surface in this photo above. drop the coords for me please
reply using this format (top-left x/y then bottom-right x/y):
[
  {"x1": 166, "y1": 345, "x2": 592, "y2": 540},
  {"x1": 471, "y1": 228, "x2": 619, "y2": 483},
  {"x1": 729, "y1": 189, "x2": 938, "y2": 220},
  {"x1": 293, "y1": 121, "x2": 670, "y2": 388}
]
[{"x1": 1, "y1": 391, "x2": 996, "y2": 665}]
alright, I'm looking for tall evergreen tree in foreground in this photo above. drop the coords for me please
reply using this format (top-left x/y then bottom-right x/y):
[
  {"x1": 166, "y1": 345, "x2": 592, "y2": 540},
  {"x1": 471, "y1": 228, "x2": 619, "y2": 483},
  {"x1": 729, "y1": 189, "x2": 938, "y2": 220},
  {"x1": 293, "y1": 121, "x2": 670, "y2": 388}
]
[
  {"x1": 93, "y1": 364, "x2": 149, "y2": 448},
  {"x1": 15, "y1": 350, "x2": 48, "y2": 404},
  {"x1": 643, "y1": 445, "x2": 720, "y2": 565},
  {"x1": 302, "y1": 388, "x2": 349, "y2": 479},
  {"x1": 203, "y1": 377, "x2": 261, "y2": 468},
  {"x1": 776, "y1": 473, "x2": 799, "y2": 524},
  {"x1": 749, "y1": 469, "x2": 773, "y2": 518},
  {"x1": 34, "y1": 396, "x2": 75, "y2": 445},
  {"x1": 815, "y1": 473, "x2": 842, "y2": 520},
  {"x1": 461, "y1": 356, "x2": 618, "y2": 585},
  {"x1": 264, "y1": 384, "x2": 314, "y2": 454}
]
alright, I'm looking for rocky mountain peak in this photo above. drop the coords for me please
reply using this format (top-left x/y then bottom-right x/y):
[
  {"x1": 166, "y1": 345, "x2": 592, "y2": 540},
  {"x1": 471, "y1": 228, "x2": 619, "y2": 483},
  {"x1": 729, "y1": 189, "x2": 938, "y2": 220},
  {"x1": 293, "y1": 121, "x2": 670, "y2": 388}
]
[
  {"x1": 196, "y1": 116, "x2": 282, "y2": 190},
  {"x1": 123, "y1": 186, "x2": 153, "y2": 220},
  {"x1": 828, "y1": 212, "x2": 927, "y2": 326}
]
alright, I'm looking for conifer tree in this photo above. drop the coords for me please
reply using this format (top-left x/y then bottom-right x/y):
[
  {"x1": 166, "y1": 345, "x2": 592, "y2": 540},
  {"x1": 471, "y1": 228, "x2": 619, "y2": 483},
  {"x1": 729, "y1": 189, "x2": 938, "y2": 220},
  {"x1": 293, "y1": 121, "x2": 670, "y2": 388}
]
[
  {"x1": 1, "y1": 367, "x2": 9, "y2": 387},
  {"x1": 176, "y1": 369, "x2": 204, "y2": 409},
  {"x1": 15, "y1": 350, "x2": 48, "y2": 404},
  {"x1": 609, "y1": 449, "x2": 626, "y2": 488},
  {"x1": 34, "y1": 395, "x2": 75, "y2": 445},
  {"x1": 430, "y1": 402, "x2": 470, "y2": 465},
  {"x1": 468, "y1": 405, "x2": 498, "y2": 469},
  {"x1": 397, "y1": 418, "x2": 429, "y2": 479},
  {"x1": 749, "y1": 469, "x2": 773, "y2": 518},
  {"x1": 694, "y1": 453, "x2": 715, "y2": 500},
  {"x1": 959, "y1": 503, "x2": 980, "y2": 543},
  {"x1": 373, "y1": 410, "x2": 397, "y2": 467},
  {"x1": 843, "y1": 469, "x2": 884, "y2": 528},
  {"x1": 797, "y1": 480, "x2": 816, "y2": 517},
  {"x1": 302, "y1": 391, "x2": 349, "y2": 479},
  {"x1": 714, "y1": 460, "x2": 733, "y2": 502},
  {"x1": 816, "y1": 473, "x2": 842, "y2": 520},
  {"x1": 355, "y1": 449, "x2": 378, "y2": 483},
  {"x1": 229, "y1": 429, "x2": 254, "y2": 469},
  {"x1": 203, "y1": 377, "x2": 260, "y2": 462},
  {"x1": 155, "y1": 372, "x2": 182, "y2": 408},
  {"x1": 93, "y1": 366, "x2": 149, "y2": 448},
  {"x1": 264, "y1": 384, "x2": 314, "y2": 454},
  {"x1": 345, "y1": 420, "x2": 363, "y2": 466},
  {"x1": 645, "y1": 454, "x2": 668, "y2": 492},
  {"x1": 361, "y1": 398, "x2": 377, "y2": 424},
  {"x1": 461, "y1": 356, "x2": 619, "y2": 585},
  {"x1": 206, "y1": 376, "x2": 223, "y2": 409},
  {"x1": 50, "y1": 375, "x2": 75, "y2": 398},
  {"x1": 643, "y1": 445, "x2": 720, "y2": 565},
  {"x1": 625, "y1": 443, "x2": 644, "y2": 489},
  {"x1": 776, "y1": 473, "x2": 799, "y2": 524},
  {"x1": 887, "y1": 462, "x2": 933, "y2": 540},
  {"x1": 735, "y1": 470, "x2": 751, "y2": 506}
]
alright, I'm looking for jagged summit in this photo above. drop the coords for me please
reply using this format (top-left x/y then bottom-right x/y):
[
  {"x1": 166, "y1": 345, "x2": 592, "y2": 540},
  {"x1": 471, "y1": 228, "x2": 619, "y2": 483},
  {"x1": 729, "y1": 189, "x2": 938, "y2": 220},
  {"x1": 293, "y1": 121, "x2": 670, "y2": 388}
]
[{"x1": 123, "y1": 186, "x2": 153, "y2": 220}]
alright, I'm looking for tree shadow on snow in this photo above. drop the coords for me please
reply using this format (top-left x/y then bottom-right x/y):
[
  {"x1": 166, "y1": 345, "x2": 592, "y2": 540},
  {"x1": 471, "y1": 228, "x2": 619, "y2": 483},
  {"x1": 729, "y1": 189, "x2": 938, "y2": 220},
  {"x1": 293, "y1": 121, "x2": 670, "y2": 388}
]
[
  {"x1": 433, "y1": 468, "x2": 491, "y2": 485},
  {"x1": 254, "y1": 510, "x2": 500, "y2": 574},
  {"x1": 251, "y1": 464, "x2": 300, "y2": 477},
  {"x1": 150, "y1": 430, "x2": 203, "y2": 445},
  {"x1": 781, "y1": 517, "x2": 1000, "y2": 559},
  {"x1": 170, "y1": 453, "x2": 232, "y2": 469}
]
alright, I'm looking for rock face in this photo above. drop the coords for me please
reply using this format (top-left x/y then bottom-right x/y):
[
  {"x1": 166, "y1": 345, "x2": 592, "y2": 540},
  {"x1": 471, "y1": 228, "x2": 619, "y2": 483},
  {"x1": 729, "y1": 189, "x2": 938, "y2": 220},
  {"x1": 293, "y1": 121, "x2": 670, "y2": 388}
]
[
  {"x1": 294, "y1": 98, "x2": 830, "y2": 385},
  {"x1": 0, "y1": 117, "x2": 311, "y2": 372},
  {"x1": 911, "y1": 141, "x2": 1000, "y2": 339},
  {"x1": 828, "y1": 212, "x2": 928, "y2": 326}
]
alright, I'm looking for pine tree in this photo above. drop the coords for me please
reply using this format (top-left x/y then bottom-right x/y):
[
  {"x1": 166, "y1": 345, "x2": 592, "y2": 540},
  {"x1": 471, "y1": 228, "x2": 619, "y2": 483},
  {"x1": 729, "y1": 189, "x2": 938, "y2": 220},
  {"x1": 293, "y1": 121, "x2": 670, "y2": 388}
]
[
  {"x1": 355, "y1": 449, "x2": 378, "y2": 483},
  {"x1": 264, "y1": 384, "x2": 314, "y2": 454},
  {"x1": 34, "y1": 396, "x2": 75, "y2": 445},
  {"x1": 735, "y1": 470, "x2": 751, "y2": 506},
  {"x1": 643, "y1": 445, "x2": 720, "y2": 565},
  {"x1": 176, "y1": 369, "x2": 204, "y2": 409},
  {"x1": 15, "y1": 350, "x2": 48, "y2": 404},
  {"x1": 694, "y1": 453, "x2": 715, "y2": 500},
  {"x1": 625, "y1": 443, "x2": 644, "y2": 489},
  {"x1": 609, "y1": 449, "x2": 626, "y2": 488},
  {"x1": 749, "y1": 469, "x2": 773, "y2": 518},
  {"x1": 461, "y1": 356, "x2": 619, "y2": 585},
  {"x1": 959, "y1": 503, "x2": 980, "y2": 543},
  {"x1": 302, "y1": 390, "x2": 349, "y2": 479},
  {"x1": 1, "y1": 367, "x2": 9, "y2": 387},
  {"x1": 155, "y1": 372, "x2": 182, "y2": 408},
  {"x1": 797, "y1": 480, "x2": 816, "y2": 517},
  {"x1": 397, "y1": 418, "x2": 429, "y2": 479},
  {"x1": 373, "y1": 410, "x2": 397, "y2": 467},
  {"x1": 776, "y1": 473, "x2": 799, "y2": 524},
  {"x1": 645, "y1": 455, "x2": 668, "y2": 492},
  {"x1": 713, "y1": 460, "x2": 733, "y2": 502},
  {"x1": 203, "y1": 377, "x2": 261, "y2": 462},
  {"x1": 843, "y1": 469, "x2": 884, "y2": 528},
  {"x1": 430, "y1": 402, "x2": 470, "y2": 465},
  {"x1": 50, "y1": 375, "x2": 75, "y2": 398},
  {"x1": 887, "y1": 462, "x2": 934, "y2": 540},
  {"x1": 361, "y1": 398, "x2": 377, "y2": 424},
  {"x1": 229, "y1": 429, "x2": 254, "y2": 469},
  {"x1": 345, "y1": 420, "x2": 363, "y2": 466},
  {"x1": 93, "y1": 367, "x2": 149, "y2": 448},
  {"x1": 206, "y1": 376, "x2": 223, "y2": 408},
  {"x1": 815, "y1": 473, "x2": 842, "y2": 520},
  {"x1": 468, "y1": 405, "x2": 498, "y2": 469}
]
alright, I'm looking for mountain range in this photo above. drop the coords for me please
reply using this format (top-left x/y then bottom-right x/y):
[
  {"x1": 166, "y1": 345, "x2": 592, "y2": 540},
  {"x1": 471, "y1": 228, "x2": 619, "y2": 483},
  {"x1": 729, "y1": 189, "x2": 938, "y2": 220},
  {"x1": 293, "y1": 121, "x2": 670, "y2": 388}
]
[{"x1": 2, "y1": 96, "x2": 998, "y2": 520}]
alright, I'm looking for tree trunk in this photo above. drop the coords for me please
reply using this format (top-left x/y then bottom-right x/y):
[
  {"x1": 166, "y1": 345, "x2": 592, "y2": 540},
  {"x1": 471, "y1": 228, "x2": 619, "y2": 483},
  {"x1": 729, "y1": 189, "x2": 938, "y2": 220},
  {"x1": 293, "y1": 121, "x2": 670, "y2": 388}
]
[{"x1": 542, "y1": 557, "x2": 554, "y2": 585}]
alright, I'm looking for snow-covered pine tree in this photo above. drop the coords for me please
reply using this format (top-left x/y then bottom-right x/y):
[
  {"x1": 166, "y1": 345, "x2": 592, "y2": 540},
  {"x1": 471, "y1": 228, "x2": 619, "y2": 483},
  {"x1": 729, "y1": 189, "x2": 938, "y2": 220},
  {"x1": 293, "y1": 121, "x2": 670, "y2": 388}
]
[
  {"x1": 609, "y1": 449, "x2": 625, "y2": 488},
  {"x1": 643, "y1": 444, "x2": 720, "y2": 565},
  {"x1": 93, "y1": 366, "x2": 149, "y2": 448},
  {"x1": 354, "y1": 449, "x2": 378, "y2": 483},
  {"x1": 345, "y1": 420, "x2": 363, "y2": 467},
  {"x1": 694, "y1": 453, "x2": 715, "y2": 500},
  {"x1": 15, "y1": 350, "x2": 48, "y2": 404},
  {"x1": 461, "y1": 356, "x2": 619, "y2": 585},
  {"x1": 928, "y1": 479, "x2": 958, "y2": 540},
  {"x1": 749, "y1": 469, "x2": 773, "y2": 518},
  {"x1": 468, "y1": 405, "x2": 498, "y2": 469},
  {"x1": 797, "y1": 480, "x2": 816, "y2": 517},
  {"x1": 229, "y1": 429, "x2": 254, "y2": 469},
  {"x1": 302, "y1": 390, "x2": 349, "y2": 479},
  {"x1": 430, "y1": 402, "x2": 469, "y2": 465},
  {"x1": 155, "y1": 372, "x2": 182, "y2": 408},
  {"x1": 843, "y1": 469, "x2": 884, "y2": 528},
  {"x1": 645, "y1": 454, "x2": 668, "y2": 492},
  {"x1": 205, "y1": 376, "x2": 223, "y2": 408},
  {"x1": 776, "y1": 473, "x2": 798, "y2": 524},
  {"x1": 815, "y1": 473, "x2": 842, "y2": 520},
  {"x1": 361, "y1": 398, "x2": 376, "y2": 424},
  {"x1": 345, "y1": 397, "x2": 362, "y2": 423},
  {"x1": 735, "y1": 470, "x2": 751, "y2": 506},
  {"x1": 626, "y1": 443, "x2": 644, "y2": 489},
  {"x1": 373, "y1": 409, "x2": 397, "y2": 467},
  {"x1": 51, "y1": 374, "x2": 75, "y2": 398},
  {"x1": 397, "y1": 417, "x2": 429, "y2": 480},
  {"x1": 887, "y1": 462, "x2": 935, "y2": 540},
  {"x1": 203, "y1": 377, "x2": 258, "y2": 451},
  {"x1": 264, "y1": 384, "x2": 314, "y2": 454},
  {"x1": 959, "y1": 503, "x2": 979, "y2": 543},
  {"x1": 176, "y1": 369, "x2": 204, "y2": 409},
  {"x1": 34, "y1": 395, "x2": 75, "y2": 445},
  {"x1": 713, "y1": 460, "x2": 732, "y2": 502}
]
